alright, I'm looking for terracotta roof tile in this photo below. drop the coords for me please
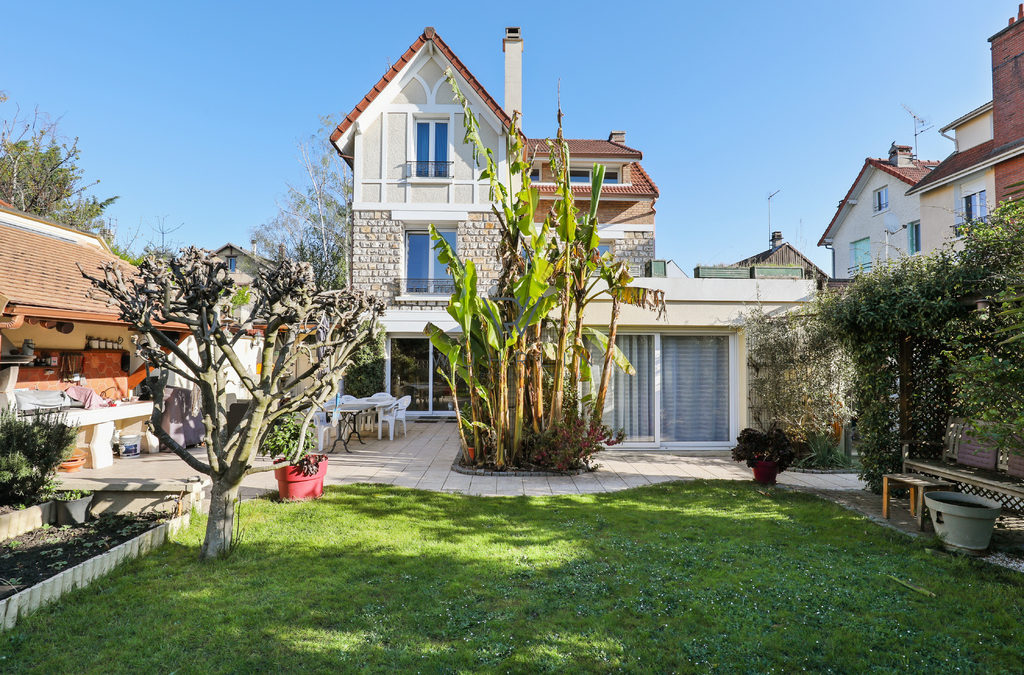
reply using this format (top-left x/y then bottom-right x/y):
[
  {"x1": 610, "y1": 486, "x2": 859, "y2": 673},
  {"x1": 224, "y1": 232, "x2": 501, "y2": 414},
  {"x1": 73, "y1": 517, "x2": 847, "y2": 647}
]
[
  {"x1": 0, "y1": 212, "x2": 133, "y2": 319},
  {"x1": 906, "y1": 139, "x2": 1024, "y2": 193},
  {"x1": 330, "y1": 28, "x2": 514, "y2": 146},
  {"x1": 534, "y1": 162, "x2": 658, "y2": 198},
  {"x1": 525, "y1": 138, "x2": 642, "y2": 160}
]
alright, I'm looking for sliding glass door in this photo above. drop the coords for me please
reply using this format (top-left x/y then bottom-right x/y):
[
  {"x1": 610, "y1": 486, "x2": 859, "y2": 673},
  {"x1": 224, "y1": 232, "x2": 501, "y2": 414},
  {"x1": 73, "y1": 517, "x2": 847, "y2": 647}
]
[
  {"x1": 660, "y1": 335, "x2": 730, "y2": 443},
  {"x1": 388, "y1": 337, "x2": 458, "y2": 415},
  {"x1": 598, "y1": 334, "x2": 655, "y2": 442}
]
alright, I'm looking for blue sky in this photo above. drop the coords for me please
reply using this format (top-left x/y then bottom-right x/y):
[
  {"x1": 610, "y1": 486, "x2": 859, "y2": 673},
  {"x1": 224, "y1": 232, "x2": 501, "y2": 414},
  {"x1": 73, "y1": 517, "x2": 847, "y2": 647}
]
[{"x1": 0, "y1": 1, "x2": 1010, "y2": 273}]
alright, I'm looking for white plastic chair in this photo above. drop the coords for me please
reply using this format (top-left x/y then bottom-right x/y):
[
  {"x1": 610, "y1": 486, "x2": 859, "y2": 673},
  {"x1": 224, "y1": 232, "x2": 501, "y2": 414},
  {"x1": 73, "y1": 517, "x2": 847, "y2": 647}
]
[
  {"x1": 368, "y1": 392, "x2": 396, "y2": 438},
  {"x1": 314, "y1": 410, "x2": 336, "y2": 453},
  {"x1": 380, "y1": 395, "x2": 411, "y2": 440}
]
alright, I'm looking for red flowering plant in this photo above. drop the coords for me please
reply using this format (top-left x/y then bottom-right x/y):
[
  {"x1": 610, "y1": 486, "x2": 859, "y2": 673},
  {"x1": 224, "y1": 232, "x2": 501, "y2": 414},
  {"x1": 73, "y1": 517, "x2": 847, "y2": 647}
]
[
  {"x1": 731, "y1": 427, "x2": 796, "y2": 471},
  {"x1": 524, "y1": 408, "x2": 625, "y2": 472}
]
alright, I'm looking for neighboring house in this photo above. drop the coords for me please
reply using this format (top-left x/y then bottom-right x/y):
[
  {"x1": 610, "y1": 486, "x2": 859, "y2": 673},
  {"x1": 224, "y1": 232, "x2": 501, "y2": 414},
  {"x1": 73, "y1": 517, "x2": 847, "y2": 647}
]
[
  {"x1": 212, "y1": 242, "x2": 267, "y2": 319},
  {"x1": 329, "y1": 26, "x2": 816, "y2": 449},
  {"x1": 906, "y1": 8, "x2": 1024, "y2": 243},
  {"x1": 818, "y1": 144, "x2": 938, "y2": 279},
  {"x1": 526, "y1": 134, "x2": 658, "y2": 274},
  {"x1": 733, "y1": 231, "x2": 829, "y2": 288}
]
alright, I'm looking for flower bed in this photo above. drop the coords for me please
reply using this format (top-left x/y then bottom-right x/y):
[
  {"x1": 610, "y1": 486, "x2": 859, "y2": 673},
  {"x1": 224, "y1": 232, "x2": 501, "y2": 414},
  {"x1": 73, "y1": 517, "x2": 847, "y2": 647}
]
[{"x1": 1, "y1": 512, "x2": 190, "y2": 631}]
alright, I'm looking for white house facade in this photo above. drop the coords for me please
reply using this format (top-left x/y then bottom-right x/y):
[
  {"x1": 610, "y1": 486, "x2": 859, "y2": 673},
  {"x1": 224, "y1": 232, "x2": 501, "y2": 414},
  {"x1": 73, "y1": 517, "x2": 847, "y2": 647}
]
[{"x1": 818, "y1": 144, "x2": 938, "y2": 278}]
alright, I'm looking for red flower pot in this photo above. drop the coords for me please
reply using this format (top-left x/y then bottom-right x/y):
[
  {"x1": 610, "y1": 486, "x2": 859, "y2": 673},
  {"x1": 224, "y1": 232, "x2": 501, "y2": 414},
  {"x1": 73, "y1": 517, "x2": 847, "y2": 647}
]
[
  {"x1": 752, "y1": 460, "x2": 779, "y2": 485},
  {"x1": 274, "y1": 457, "x2": 328, "y2": 500}
]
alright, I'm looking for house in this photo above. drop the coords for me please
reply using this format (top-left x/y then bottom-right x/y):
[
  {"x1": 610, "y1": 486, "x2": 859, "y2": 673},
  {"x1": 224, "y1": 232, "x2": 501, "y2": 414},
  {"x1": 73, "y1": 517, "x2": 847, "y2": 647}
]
[
  {"x1": 733, "y1": 231, "x2": 829, "y2": 288},
  {"x1": 818, "y1": 144, "x2": 939, "y2": 278},
  {"x1": 905, "y1": 7, "x2": 1024, "y2": 242},
  {"x1": 329, "y1": 26, "x2": 816, "y2": 448},
  {"x1": 212, "y1": 241, "x2": 267, "y2": 319}
]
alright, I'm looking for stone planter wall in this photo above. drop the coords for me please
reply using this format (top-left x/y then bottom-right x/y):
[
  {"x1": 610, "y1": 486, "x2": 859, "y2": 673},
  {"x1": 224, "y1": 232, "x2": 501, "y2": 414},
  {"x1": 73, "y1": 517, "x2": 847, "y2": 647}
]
[
  {"x1": 0, "y1": 502, "x2": 55, "y2": 543},
  {"x1": 0, "y1": 512, "x2": 190, "y2": 631}
]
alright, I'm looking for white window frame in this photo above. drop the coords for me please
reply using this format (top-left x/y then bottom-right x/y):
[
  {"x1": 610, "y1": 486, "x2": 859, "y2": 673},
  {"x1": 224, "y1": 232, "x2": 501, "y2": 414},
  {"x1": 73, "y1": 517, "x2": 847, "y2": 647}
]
[
  {"x1": 410, "y1": 117, "x2": 451, "y2": 181},
  {"x1": 872, "y1": 186, "x2": 889, "y2": 213},
  {"x1": 402, "y1": 226, "x2": 457, "y2": 296}
]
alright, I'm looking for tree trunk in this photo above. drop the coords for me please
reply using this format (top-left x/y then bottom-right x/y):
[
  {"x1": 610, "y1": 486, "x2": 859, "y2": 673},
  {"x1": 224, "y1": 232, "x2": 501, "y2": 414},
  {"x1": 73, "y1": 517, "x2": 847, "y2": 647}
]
[
  {"x1": 200, "y1": 479, "x2": 240, "y2": 560},
  {"x1": 594, "y1": 296, "x2": 621, "y2": 421}
]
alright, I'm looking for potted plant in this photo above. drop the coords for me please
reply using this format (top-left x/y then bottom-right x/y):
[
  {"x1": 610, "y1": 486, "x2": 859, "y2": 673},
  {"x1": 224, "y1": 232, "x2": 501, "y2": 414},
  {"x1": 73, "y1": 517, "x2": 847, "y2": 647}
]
[
  {"x1": 731, "y1": 427, "x2": 795, "y2": 485},
  {"x1": 54, "y1": 489, "x2": 94, "y2": 525},
  {"x1": 924, "y1": 491, "x2": 1002, "y2": 553},
  {"x1": 260, "y1": 413, "x2": 328, "y2": 501}
]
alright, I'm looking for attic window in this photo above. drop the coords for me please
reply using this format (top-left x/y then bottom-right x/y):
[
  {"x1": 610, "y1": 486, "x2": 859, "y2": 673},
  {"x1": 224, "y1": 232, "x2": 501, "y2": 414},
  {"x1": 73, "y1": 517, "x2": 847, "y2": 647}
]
[
  {"x1": 604, "y1": 170, "x2": 619, "y2": 184},
  {"x1": 226, "y1": 256, "x2": 237, "y2": 273},
  {"x1": 529, "y1": 168, "x2": 540, "y2": 181},
  {"x1": 569, "y1": 169, "x2": 590, "y2": 183}
]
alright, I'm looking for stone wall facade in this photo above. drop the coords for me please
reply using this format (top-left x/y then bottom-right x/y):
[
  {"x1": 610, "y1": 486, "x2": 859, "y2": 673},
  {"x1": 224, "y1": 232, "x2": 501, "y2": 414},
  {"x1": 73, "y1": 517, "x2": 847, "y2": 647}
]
[
  {"x1": 615, "y1": 230, "x2": 656, "y2": 271},
  {"x1": 351, "y1": 209, "x2": 502, "y2": 308}
]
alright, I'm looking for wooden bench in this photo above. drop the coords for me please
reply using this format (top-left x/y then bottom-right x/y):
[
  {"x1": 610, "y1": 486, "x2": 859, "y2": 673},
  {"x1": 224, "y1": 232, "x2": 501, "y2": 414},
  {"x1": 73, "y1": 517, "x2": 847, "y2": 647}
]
[
  {"x1": 903, "y1": 418, "x2": 1024, "y2": 514},
  {"x1": 881, "y1": 473, "x2": 953, "y2": 530}
]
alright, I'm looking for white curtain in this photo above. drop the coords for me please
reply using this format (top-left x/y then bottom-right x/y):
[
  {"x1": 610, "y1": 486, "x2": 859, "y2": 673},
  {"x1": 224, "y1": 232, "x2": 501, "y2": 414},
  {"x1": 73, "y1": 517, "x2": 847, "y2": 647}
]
[
  {"x1": 661, "y1": 336, "x2": 730, "y2": 442},
  {"x1": 603, "y1": 334, "x2": 655, "y2": 442}
]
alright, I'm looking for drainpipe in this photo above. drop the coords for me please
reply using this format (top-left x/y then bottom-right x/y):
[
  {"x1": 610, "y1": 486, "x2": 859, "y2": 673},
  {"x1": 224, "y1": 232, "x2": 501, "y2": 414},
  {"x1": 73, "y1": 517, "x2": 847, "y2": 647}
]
[{"x1": 0, "y1": 314, "x2": 25, "y2": 330}]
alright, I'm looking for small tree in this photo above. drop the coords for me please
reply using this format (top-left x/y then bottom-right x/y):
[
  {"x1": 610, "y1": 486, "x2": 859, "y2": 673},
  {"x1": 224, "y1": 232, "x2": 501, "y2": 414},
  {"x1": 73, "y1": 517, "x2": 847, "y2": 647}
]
[{"x1": 82, "y1": 248, "x2": 383, "y2": 559}]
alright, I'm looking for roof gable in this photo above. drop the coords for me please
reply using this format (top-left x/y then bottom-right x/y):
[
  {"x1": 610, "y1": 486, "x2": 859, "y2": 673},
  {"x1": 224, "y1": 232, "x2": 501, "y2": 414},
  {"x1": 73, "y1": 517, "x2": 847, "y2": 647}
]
[{"x1": 330, "y1": 27, "x2": 513, "y2": 152}]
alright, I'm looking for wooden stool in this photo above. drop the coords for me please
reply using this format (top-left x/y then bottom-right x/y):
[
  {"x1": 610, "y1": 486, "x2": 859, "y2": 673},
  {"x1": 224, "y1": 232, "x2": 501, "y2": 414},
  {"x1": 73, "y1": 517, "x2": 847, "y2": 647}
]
[{"x1": 882, "y1": 473, "x2": 953, "y2": 530}]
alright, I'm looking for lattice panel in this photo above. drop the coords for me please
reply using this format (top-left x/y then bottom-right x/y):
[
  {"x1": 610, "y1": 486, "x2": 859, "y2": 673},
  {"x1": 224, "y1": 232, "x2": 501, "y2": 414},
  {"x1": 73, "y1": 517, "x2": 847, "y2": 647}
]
[{"x1": 953, "y1": 481, "x2": 1024, "y2": 514}]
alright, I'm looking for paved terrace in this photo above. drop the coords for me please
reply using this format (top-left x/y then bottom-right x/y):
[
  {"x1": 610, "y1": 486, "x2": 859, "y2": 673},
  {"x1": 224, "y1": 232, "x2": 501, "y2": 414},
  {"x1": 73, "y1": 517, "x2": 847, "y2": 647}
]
[{"x1": 72, "y1": 420, "x2": 865, "y2": 496}]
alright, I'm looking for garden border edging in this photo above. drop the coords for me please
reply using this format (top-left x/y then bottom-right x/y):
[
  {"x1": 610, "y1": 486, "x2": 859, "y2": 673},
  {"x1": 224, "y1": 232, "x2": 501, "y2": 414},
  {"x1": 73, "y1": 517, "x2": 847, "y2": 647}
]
[
  {"x1": 0, "y1": 502, "x2": 56, "y2": 542},
  {"x1": 450, "y1": 460, "x2": 590, "y2": 477},
  {"x1": 0, "y1": 511, "x2": 191, "y2": 631}
]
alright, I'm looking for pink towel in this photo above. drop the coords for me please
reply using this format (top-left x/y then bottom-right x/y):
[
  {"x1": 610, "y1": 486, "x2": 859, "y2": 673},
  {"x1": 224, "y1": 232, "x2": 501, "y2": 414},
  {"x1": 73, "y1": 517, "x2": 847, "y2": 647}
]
[{"x1": 64, "y1": 385, "x2": 106, "y2": 410}]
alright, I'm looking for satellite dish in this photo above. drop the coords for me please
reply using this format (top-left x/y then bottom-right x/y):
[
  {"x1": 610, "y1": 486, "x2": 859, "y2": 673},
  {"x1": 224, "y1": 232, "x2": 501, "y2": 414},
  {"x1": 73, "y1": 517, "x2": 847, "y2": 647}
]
[{"x1": 883, "y1": 212, "x2": 903, "y2": 234}]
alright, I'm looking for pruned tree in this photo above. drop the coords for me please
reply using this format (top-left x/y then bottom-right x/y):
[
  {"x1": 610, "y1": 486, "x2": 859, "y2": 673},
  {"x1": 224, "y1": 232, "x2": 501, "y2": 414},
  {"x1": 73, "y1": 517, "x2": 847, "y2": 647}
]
[{"x1": 82, "y1": 248, "x2": 383, "y2": 559}]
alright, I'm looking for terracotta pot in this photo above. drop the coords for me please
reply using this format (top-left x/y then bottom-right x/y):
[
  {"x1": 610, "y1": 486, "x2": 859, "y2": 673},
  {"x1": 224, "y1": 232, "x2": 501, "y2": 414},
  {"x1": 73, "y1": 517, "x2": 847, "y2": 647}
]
[
  {"x1": 752, "y1": 460, "x2": 779, "y2": 485},
  {"x1": 274, "y1": 457, "x2": 328, "y2": 500},
  {"x1": 466, "y1": 446, "x2": 475, "y2": 462},
  {"x1": 59, "y1": 449, "x2": 88, "y2": 473}
]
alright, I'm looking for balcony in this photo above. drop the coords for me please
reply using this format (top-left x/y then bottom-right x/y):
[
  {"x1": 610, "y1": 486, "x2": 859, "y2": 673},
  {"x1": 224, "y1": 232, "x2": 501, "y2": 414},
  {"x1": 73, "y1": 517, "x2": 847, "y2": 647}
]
[
  {"x1": 848, "y1": 262, "x2": 872, "y2": 276},
  {"x1": 404, "y1": 161, "x2": 453, "y2": 179},
  {"x1": 398, "y1": 278, "x2": 455, "y2": 295}
]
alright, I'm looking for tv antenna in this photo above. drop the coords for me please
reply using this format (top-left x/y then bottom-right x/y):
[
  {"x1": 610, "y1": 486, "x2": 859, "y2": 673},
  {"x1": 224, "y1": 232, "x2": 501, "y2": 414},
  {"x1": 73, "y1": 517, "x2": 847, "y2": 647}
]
[
  {"x1": 901, "y1": 104, "x2": 933, "y2": 158},
  {"x1": 767, "y1": 189, "x2": 780, "y2": 247}
]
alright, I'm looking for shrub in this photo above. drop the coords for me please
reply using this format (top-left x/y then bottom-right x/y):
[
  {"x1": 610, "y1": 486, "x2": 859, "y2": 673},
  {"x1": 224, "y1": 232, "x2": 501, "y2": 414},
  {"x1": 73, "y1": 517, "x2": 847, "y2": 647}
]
[
  {"x1": 524, "y1": 412, "x2": 624, "y2": 472},
  {"x1": 345, "y1": 323, "x2": 385, "y2": 397},
  {"x1": 0, "y1": 409, "x2": 77, "y2": 507},
  {"x1": 731, "y1": 427, "x2": 795, "y2": 472},
  {"x1": 259, "y1": 413, "x2": 318, "y2": 462},
  {"x1": 795, "y1": 431, "x2": 854, "y2": 469}
]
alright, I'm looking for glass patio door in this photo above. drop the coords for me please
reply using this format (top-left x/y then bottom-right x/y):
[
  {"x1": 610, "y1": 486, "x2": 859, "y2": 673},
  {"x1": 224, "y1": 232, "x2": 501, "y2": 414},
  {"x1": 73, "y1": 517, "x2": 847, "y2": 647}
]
[
  {"x1": 598, "y1": 334, "x2": 656, "y2": 442},
  {"x1": 660, "y1": 335, "x2": 730, "y2": 442},
  {"x1": 389, "y1": 337, "x2": 457, "y2": 414}
]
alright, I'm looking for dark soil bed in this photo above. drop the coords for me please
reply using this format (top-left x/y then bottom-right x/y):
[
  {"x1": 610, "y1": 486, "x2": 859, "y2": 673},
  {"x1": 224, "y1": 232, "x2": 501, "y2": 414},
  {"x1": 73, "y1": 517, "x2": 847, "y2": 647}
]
[
  {"x1": 0, "y1": 504, "x2": 38, "y2": 517},
  {"x1": 0, "y1": 512, "x2": 164, "y2": 599}
]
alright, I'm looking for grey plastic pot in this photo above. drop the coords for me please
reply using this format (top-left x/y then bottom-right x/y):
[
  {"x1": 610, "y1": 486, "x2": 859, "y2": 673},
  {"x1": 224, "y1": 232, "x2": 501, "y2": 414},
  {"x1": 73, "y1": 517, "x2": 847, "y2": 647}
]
[
  {"x1": 924, "y1": 491, "x2": 1001, "y2": 553},
  {"x1": 56, "y1": 495, "x2": 93, "y2": 526}
]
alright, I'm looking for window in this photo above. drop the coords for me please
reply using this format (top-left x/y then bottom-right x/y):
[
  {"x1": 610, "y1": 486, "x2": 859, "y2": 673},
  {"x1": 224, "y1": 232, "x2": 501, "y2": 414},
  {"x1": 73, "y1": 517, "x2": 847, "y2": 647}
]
[
  {"x1": 604, "y1": 170, "x2": 619, "y2": 184},
  {"x1": 849, "y1": 237, "x2": 871, "y2": 275},
  {"x1": 873, "y1": 186, "x2": 888, "y2": 212},
  {"x1": 226, "y1": 256, "x2": 237, "y2": 273},
  {"x1": 597, "y1": 335, "x2": 655, "y2": 442},
  {"x1": 907, "y1": 221, "x2": 921, "y2": 255},
  {"x1": 963, "y1": 189, "x2": 987, "y2": 222},
  {"x1": 413, "y1": 121, "x2": 449, "y2": 178},
  {"x1": 529, "y1": 168, "x2": 541, "y2": 182},
  {"x1": 405, "y1": 229, "x2": 456, "y2": 293},
  {"x1": 660, "y1": 336, "x2": 730, "y2": 442},
  {"x1": 597, "y1": 243, "x2": 612, "y2": 258},
  {"x1": 569, "y1": 169, "x2": 590, "y2": 183}
]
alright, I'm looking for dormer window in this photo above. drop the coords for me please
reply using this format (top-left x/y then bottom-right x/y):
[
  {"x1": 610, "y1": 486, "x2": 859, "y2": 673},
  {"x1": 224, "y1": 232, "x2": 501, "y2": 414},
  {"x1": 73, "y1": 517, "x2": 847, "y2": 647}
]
[
  {"x1": 873, "y1": 186, "x2": 888, "y2": 213},
  {"x1": 604, "y1": 170, "x2": 619, "y2": 184},
  {"x1": 412, "y1": 120, "x2": 450, "y2": 178},
  {"x1": 529, "y1": 168, "x2": 541, "y2": 181},
  {"x1": 569, "y1": 169, "x2": 590, "y2": 183}
]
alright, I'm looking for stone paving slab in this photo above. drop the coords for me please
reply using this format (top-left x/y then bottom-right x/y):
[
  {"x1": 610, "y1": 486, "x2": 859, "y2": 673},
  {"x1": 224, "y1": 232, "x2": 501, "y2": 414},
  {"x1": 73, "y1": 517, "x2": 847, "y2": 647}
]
[{"x1": 71, "y1": 420, "x2": 867, "y2": 498}]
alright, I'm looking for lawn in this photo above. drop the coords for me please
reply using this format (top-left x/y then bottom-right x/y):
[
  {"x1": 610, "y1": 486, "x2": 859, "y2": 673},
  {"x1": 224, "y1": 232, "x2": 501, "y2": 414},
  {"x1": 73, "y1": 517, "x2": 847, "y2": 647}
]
[{"x1": 2, "y1": 481, "x2": 1022, "y2": 673}]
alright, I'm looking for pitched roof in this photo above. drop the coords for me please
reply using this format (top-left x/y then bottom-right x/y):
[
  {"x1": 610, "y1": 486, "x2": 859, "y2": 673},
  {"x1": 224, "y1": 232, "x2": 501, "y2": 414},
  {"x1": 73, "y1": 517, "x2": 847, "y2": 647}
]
[
  {"x1": 0, "y1": 207, "x2": 133, "y2": 321},
  {"x1": 906, "y1": 137, "x2": 1024, "y2": 194},
  {"x1": 525, "y1": 138, "x2": 643, "y2": 160},
  {"x1": 818, "y1": 156, "x2": 939, "y2": 246},
  {"x1": 733, "y1": 242, "x2": 828, "y2": 280},
  {"x1": 534, "y1": 162, "x2": 659, "y2": 199},
  {"x1": 329, "y1": 27, "x2": 514, "y2": 147}
]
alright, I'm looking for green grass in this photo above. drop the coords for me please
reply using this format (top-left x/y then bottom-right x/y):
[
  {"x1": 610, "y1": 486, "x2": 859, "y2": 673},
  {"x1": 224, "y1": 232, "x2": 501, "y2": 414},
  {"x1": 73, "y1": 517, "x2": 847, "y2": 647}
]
[{"x1": 2, "y1": 482, "x2": 1022, "y2": 673}]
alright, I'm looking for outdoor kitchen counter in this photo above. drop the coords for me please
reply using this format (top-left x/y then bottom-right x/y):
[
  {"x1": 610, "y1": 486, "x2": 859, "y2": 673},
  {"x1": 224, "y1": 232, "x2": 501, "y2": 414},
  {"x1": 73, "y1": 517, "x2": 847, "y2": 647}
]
[{"x1": 64, "y1": 402, "x2": 154, "y2": 469}]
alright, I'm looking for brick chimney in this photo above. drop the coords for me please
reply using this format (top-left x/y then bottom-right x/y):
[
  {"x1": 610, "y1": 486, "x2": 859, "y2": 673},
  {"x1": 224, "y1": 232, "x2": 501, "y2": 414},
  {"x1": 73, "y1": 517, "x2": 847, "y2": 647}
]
[
  {"x1": 888, "y1": 142, "x2": 915, "y2": 167},
  {"x1": 608, "y1": 130, "x2": 626, "y2": 144},
  {"x1": 989, "y1": 4, "x2": 1024, "y2": 146},
  {"x1": 770, "y1": 231, "x2": 783, "y2": 249},
  {"x1": 503, "y1": 27, "x2": 523, "y2": 119}
]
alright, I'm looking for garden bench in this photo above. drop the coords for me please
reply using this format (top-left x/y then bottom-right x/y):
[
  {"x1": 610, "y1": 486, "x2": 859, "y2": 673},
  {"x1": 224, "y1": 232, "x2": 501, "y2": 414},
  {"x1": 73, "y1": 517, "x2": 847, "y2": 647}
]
[
  {"x1": 881, "y1": 473, "x2": 952, "y2": 530},
  {"x1": 903, "y1": 418, "x2": 1024, "y2": 514}
]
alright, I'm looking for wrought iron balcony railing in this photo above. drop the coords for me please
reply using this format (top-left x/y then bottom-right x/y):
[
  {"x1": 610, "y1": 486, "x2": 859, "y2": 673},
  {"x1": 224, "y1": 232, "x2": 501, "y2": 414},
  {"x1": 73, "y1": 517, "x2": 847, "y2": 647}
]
[
  {"x1": 848, "y1": 262, "x2": 872, "y2": 276},
  {"x1": 400, "y1": 278, "x2": 455, "y2": 295},
  {"x1": 405, "y1": 161, "x2": 453, "y2": 179}
]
